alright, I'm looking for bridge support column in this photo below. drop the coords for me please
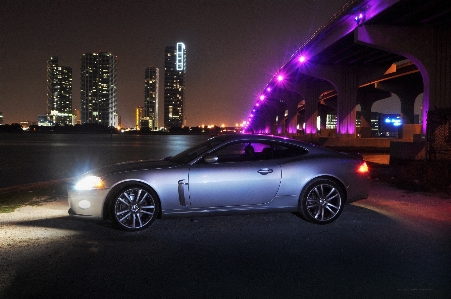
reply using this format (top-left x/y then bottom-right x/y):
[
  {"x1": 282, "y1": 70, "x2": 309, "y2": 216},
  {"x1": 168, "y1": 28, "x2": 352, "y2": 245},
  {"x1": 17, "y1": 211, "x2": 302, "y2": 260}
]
[
  {"x1": 357, "y1": 86, "x2": 391, "y2": 137},
  {"x1": 297, "y1": 82, "x2": 322, "y2": 136},
  {"x1": 307, "y1": 84, "x2": 324, "y2": 136},
  {"x1": 276, "y1": 102, "x2": 287, "y2": 135},
  {"x1": 271, "y1": 89, "x2": 303, "y2": 136},
  {"x1": 297, "y1": 63, "x2": 363, "y2": 138},
  {"x1": 375, "y1": 74, "x2": 423, "y2": 125},
  {"x1": 285, "y1": 80, "x2": 332, "y2": 137},
  {"x1": 252, "y1": 98, "x2": 280, "y2": 134},
  {"x1": 285, "y1": 98, "x2": 301, "y2": 135},
  {"x1": 335, "y1": 66, "x2": 358, "y2": 138}
]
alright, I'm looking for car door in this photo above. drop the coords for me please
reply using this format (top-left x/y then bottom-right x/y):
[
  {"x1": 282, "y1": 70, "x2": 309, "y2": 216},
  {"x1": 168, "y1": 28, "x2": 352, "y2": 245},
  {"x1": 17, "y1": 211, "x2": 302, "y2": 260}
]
[{"x1": 187, "y1": 141, "x2": 281, "y2": 208}]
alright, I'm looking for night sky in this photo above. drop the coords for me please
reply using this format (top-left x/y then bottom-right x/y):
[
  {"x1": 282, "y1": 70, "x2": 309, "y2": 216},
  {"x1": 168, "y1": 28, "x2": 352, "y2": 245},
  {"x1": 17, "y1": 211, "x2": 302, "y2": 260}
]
[{"x1": 2, "y1": 0, "x2": 356, "y2": 128}]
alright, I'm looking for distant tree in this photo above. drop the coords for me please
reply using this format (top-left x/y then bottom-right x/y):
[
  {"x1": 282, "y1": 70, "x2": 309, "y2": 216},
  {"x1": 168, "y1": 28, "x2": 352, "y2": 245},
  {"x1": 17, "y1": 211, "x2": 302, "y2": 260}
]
[
  {"x1": 169, "y1": 127, "x2": 183, "y2": 133},
  {"x1": 0, "y1": 123, "x2": 23, "y2": 133},
  {"x1": 190, "y1": 126, "x2": 202, "y2": 133}
]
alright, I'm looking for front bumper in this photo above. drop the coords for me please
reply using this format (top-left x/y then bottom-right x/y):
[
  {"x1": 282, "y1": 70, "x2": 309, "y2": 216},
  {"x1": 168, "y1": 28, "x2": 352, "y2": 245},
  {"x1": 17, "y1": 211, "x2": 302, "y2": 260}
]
[{"x1": 67, "y1": 188, "x2": 111, "y2": 219}]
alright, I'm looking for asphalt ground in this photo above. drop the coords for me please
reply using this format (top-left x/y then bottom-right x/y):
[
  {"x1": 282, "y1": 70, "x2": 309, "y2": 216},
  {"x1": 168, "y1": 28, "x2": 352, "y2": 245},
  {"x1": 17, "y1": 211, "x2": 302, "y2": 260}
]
[{"x1": 0, "y1": 165, "x2": 450, "y2": 298}]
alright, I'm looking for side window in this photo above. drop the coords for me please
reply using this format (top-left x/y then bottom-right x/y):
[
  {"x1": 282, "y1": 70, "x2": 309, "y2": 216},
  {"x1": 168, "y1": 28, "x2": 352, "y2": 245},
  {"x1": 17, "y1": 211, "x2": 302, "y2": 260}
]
[
  {"x1": 214, "y1": 143, "x2": 247, "y2": 162},
  {"x1": 212, "y1": 142, "x2": 273, "y2": 162},
  {"x1": 273, "y1": 143, "x2": 308, "y2": 159},
  {"x1": 202, "y1": 141, "x2": 308, "y2": 163}
]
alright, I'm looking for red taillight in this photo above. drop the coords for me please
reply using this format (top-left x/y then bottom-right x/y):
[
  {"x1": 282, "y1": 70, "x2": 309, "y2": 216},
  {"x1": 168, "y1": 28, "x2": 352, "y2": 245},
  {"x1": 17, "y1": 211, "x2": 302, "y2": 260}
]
[{"x1": 357, "y1": 161, "x2": 369, "y2": 173}]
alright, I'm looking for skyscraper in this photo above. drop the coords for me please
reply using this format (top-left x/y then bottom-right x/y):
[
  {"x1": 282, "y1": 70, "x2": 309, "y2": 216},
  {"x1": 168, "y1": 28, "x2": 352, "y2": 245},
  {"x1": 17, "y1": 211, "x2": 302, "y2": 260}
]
[
  {"x1": 47, "y1": 56, "x2": 72, "y2": 125},
  {"x1": 80, "y1": 52, "x2": 118, "y2": 127},
  {"x1": 144, "y1": 66, "x2": 159, "y2": 129},
  {"x1": 164, "y1": 42, "x2": 186, "y2": 128}
]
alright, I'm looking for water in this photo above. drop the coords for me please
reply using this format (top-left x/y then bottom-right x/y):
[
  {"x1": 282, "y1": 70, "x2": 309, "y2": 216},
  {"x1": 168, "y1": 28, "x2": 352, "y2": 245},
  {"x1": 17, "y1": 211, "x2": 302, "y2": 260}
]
[
  {"x1": 0, "y1": 133, "x2": 390, "y2": 189},
  {"x1": 0, "y1": 133, "x2": 208, "y2": 188}
]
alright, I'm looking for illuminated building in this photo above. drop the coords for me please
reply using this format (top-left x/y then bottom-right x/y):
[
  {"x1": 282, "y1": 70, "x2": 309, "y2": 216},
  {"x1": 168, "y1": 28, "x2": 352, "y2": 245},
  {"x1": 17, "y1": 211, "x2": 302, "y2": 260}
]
[
  {"x1": 80, "y1": 52, "x2": 118, "y2": 127},
  {"x1": 164, "y1": 42, "x2": 186, "y2": 128},
  {"x1": 46, "y1": 56, "x2": 73, "y2": 125},
  {"x1": 144, "y1": 67, "x2": 159, "y2": 130},
  {"x1": 73, "y1": 108, "x2": 81, "y2": 125},
  {"x1": 0, "y1": 112, "x2": 3, "y2": 125},
  {"x1": 136, "y1": 106, "x2": 143, "y2": 129}
]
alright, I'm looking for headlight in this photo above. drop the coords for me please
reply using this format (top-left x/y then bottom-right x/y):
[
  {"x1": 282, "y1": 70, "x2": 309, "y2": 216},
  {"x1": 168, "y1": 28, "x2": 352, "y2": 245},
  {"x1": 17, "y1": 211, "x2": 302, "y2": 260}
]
[{"x1": 74, "y1": 176, "x2": 105, "y2": 190}]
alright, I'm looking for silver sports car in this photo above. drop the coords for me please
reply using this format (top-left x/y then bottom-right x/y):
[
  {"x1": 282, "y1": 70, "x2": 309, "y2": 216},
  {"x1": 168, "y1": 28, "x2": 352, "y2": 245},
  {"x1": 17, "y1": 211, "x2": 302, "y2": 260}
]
[{"x1": 68, "y1": 134, "x2": 370, "y2": 231}]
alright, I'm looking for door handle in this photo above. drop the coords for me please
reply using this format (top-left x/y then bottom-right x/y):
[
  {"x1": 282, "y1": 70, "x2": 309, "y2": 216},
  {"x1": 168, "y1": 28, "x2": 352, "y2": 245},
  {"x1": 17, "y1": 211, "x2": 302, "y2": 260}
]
[{"x1": 257, "y1": 168, "x2": 273, "y2": 175}]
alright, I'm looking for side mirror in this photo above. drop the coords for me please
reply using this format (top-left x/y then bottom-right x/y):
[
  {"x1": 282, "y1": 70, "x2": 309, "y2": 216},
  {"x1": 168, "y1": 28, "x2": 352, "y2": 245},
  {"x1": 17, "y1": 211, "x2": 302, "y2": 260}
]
[{"x1": 203, "y1": 154, "x2": 218, "y2": 163}]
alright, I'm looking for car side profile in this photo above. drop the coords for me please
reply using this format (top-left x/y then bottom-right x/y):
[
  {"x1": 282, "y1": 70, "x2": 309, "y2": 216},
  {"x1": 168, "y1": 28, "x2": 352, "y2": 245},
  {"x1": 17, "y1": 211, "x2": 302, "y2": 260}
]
[{"x1": 68, "y1": 134, "x2": 370, "y2": 231}]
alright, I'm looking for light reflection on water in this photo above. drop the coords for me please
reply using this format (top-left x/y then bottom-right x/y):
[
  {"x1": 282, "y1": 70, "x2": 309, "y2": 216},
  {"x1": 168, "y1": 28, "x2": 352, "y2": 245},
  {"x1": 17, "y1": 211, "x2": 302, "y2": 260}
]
[{"x1": 0, "y1": 134, "x2": 208, "y2": 188}]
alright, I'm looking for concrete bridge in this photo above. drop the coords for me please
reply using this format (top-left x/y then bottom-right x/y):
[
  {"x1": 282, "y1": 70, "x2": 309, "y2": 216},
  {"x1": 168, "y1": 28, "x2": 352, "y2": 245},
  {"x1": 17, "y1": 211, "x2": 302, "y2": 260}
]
[{"x1": 245, "y1": 0, "x2": 451, "y2": 161}]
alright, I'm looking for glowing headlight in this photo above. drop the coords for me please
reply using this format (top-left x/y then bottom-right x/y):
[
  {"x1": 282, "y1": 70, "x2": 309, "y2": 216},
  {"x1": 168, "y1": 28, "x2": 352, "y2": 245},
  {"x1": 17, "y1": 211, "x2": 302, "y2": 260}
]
[{"x1": 74, "y1": 176, "x2": 105, "y2": 190}]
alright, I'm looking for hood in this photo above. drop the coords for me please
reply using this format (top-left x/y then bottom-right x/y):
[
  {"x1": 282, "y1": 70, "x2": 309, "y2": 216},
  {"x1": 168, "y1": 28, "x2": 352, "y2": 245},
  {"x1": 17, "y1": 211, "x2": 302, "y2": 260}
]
[{"x1": 89, "y1": 159, "x2": 179, "y2": 177}]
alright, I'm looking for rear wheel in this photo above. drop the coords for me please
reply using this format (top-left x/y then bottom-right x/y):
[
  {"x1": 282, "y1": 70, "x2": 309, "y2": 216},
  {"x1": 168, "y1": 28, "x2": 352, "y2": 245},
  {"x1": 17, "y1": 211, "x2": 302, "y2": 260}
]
[
  {"x1": 111, "y1": 184, "x2": 159, "y2": 231},
  {"x1": 298, "y1": 178, "x2": 344, "y2": 224}
]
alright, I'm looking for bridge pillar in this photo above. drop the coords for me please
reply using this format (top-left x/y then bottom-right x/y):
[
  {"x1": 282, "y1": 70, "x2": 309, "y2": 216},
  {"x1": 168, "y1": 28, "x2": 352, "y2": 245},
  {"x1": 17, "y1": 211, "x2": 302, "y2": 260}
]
[
  {"x1": 285, "y1": 94, "x2": 302, "y2": 135},
  {"x1": 276, "y1": 101, "x2": 288, "y2": 135},
  {"x1": 250, "y1": 98, "x2": 280, "y2": 134},
  {"x1": 357, "y1": 86, "x2": 391, "y2": 137},
  {"x1": 271, "y1": 89, "x2": 303, "y2": 136},
  {"x1": 335, "y1": 66, "x2": 359, "y2": 138},
  {"x1": 375, "y1": 73, "x2": 423, "y2": 125},
  {"x1": 356, "y1": 25, "x2": 451, "y2": 135},
  {"x1": 296, "y1": 63, "x2": 365, "y2": 138},
  {"x1": 290, "y1": 82, "x2": 322, "y2": 136},
  {"x1": 285, "y1": 80, "x2": 333, "y2": 137},
  {"x1": 303, "y1": 83, "x2": 322, "y2": 136}
]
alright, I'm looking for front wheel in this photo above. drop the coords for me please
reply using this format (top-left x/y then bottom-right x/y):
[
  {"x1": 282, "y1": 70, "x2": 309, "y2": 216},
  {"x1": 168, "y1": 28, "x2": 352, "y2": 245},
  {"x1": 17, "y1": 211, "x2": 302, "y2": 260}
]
[
  {"x1": 298, "y1": 179, "x2": 345, "y2": 225},
  {"x1": 110, "y1": 184, "x2": 159, "y2": 231}
]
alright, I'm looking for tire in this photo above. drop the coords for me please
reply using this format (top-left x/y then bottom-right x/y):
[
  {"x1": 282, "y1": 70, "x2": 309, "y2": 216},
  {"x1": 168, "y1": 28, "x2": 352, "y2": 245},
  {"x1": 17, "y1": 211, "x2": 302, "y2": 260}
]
[
  {"x1": 110, "y1": 184, "x2": 159, "y2": 231},
  {"x1": 298, "y1": 178, "x2": 345, "y2": 225}
]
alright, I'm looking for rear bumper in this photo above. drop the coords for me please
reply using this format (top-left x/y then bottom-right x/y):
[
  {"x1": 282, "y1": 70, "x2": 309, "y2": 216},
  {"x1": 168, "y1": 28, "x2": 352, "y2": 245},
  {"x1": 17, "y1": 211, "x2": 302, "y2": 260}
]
[{"x1": 345, "y1": 175, "x2": 371, "y2": 203}]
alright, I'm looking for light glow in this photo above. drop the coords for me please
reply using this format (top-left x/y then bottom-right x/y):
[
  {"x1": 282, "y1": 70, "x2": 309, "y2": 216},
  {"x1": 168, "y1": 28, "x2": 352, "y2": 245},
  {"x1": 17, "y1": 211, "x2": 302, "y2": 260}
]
[
  {"x1": 299, "y1": 55, "x2": 306, "y2": 63},
  {"x1": 385, "y1": 117, "x2": 402, "y2": 126},
  {"x1": 357, "y1": 162, "x2": 369, "y2": 173},
  {"x1": 354, "y1": 13, "x2": 364, "y2": 26},
  {"x1": 277, "y1": 75, "x2": 284, "y2": 82},
  {"x1": 75, "y1": 176, "x2": 104, "y2": 190},
  {"x1": 176, "y1": 42, "x2": 186, "y2": 71}
]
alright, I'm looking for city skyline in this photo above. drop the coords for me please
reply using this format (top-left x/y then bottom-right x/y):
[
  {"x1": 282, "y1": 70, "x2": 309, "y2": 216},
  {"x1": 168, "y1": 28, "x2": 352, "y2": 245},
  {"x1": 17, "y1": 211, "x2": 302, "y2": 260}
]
[
  {"x1": 39, "y1": 44, "x2": 184, "y2": 130},
  {"x1": 2, "y1": 0, "x2": 408, "y2": 128}
]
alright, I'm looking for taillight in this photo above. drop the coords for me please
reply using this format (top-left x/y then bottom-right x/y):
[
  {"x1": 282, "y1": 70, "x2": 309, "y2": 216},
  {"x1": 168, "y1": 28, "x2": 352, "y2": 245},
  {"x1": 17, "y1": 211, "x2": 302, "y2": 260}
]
[{"x1": 357, "y1": 161, "x2": 369, "y2": 173}]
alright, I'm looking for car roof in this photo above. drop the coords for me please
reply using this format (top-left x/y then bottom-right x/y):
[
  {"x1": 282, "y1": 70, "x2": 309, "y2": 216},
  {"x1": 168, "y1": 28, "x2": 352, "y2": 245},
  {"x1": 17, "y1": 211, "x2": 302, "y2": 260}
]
[{"x1": 212, "y1": 134, "x2": 345, "y2": 156}]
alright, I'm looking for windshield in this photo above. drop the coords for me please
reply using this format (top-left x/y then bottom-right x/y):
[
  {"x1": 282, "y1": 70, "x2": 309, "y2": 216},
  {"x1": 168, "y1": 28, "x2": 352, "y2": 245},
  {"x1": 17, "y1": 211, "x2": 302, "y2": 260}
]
[{"x1": 169, "y1": 137, "x2": 224, "y2": 164}]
